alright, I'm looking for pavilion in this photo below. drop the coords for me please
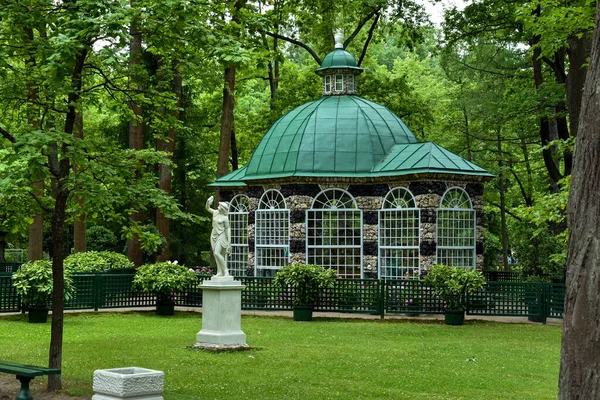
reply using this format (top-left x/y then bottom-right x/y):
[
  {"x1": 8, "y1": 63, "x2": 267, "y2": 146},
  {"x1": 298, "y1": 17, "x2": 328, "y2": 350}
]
[{"x1": 210, "y1": 34, "x2": 493, "y2": 278}]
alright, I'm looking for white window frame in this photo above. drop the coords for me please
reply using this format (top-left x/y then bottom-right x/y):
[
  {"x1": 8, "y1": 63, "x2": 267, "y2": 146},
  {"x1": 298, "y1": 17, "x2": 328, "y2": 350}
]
[
  {"x1": 255, "y1": 189, "x2": 289, "y2": 276},
  {"x1": 335, "y1": 74, "x2": 344, "y2": 91},
  {"x1": 306, "y1": 189, "x2": 363, "y2": 279},
  {"x1": 436, "y1": 187, "x2": 476, "y2": 269},
  {"x1": 228, "y1": 195, "x2": 250, "y2": 277},
  {"x1": 347, "y1": 75, "x2": 355, "y2": 92},
  {"x1": 378, "y1": 187, "x2": 420, "y2": 280},
  {"x1": 324, "y1": 75, "x2": 332, "y2": 94}
]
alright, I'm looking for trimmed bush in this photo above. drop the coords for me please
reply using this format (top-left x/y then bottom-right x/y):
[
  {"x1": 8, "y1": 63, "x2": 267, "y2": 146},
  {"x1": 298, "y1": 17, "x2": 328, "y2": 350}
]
[{"x1": 64, "y1": 251, "x2": 133, "y2": 273}]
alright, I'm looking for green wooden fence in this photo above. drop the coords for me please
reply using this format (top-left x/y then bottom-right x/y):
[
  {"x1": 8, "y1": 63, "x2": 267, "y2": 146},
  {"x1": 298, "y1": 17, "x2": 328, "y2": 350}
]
[{"x1": 0, "y1": 272, "x2": 565, "y2": 323}]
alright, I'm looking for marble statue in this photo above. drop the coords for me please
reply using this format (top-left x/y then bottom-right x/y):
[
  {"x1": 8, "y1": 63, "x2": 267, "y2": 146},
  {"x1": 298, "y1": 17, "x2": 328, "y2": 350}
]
[{"x1": 205, "y1": 196, "x2": 232, "y2": 277}]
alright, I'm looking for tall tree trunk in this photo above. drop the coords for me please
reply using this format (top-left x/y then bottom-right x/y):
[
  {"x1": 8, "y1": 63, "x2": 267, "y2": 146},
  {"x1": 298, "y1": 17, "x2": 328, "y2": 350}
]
[
  {"x1": 532, "y1": 31, "x2": 562, "y2": 192},
  {"x1": 28, "y1": 180, "x2": 44, "y2": 261},
  {"x1": 156, "y1": 61, "x2": 181, "y2": 262},
  {"x1": 497, "y1": 131, "x2": 509, "y2": 272},
  {"x1": 558, "y1": 5, "x2": 600, "y2": 398},
  {"x1": 47, "y1": 41, "x2": 88, "y2": 391},
  {"x1": 567, "y1": 32, "x2": 592, "y2": 140},
  {"x1": 230, "y1": 127, "x2": 239, "y2": 171},
  {"x1": 128, "y1": 0, "x2": 144, "y2": 267},
  {"x1": 24, "y1": 26, "x2": 44, "y2": 262},
  {"x1": 217, "y1": 64, "x2": 236, "y2": 180},
  {"x1": 73, "y1": 112, "x2": 86, "y2": 253},
  {"x1": 0, "y1": 238, "x2": 6, "y2": 262},
  {"x1": 462, "y1": 106, "x2": 472, "y2": 161},
  {"x1": 520, "y1": 137, "x2": 534, "y2": 207}
]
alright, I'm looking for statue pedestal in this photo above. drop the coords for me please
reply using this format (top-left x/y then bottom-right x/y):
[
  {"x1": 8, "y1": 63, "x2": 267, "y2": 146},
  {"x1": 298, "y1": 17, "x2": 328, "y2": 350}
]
[{"x1": 194, "y1": 276, "x2": 248, "y2": 350}]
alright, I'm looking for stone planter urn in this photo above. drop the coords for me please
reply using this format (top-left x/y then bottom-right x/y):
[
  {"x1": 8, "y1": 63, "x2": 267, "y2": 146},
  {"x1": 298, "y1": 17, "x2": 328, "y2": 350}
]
[{"x1": 92, "y1": 367, "x2": 164, "y2": 400}]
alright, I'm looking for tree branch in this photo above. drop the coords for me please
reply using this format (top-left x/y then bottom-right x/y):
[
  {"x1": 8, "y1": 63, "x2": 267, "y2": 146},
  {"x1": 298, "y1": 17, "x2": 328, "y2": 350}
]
[
  {"x1": 357, "y1": 12, "x2": 380, "y2": 66},
  {"x1": 489, "y1": 202, "x2": 523, "y2": 221},
  {"x1": 343, "y1": 7, "x2": 381, "y2": 48},
  {"x1": 264, "y1": 31, "x2": 321, "y2": 65},
  {"x1": 0, "y1": 126, "x2": 15, "y2": 143}
]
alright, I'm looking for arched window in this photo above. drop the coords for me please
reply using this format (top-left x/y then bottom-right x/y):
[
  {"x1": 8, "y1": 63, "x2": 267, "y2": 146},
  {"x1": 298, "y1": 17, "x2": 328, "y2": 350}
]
[
  {"x1": 228, "y1": 195, "x2": 250, "y2": 277},
  {"x1": 255, "y1": 190, "x2": 289, "y2": 277},
  {"x1": 437, "y1": 187, "x2": 476, "y2": 269},
  {"x1": 307, "y1": 189, "x2": 362, "y2": 278},
  {"x1": 379, "y1": 187, "x2": 420, "y2": 279}
]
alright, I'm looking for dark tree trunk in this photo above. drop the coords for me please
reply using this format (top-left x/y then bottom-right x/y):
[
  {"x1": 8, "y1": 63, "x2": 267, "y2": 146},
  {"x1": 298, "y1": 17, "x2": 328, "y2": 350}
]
[
  {"x1": 128, "y1": 0, "x2": 144, "y2": 267},
  {"x1": 230, "y1": 127, "x2": 239, "y2": 171},
  {"x1": 558, "y1": 5, "x2": 600, "y2": 398},
  {"x1": 47, "y1": 41, "x2": 88, "y2": 391},
  {"x1": 0, "y1": 238, "x2": 6, "y2": 262},
  {"x1": 73, "y1": 112, "x2": 86, "y2": 253},
  {"x1": 566, "y1": 32, "x2": 592, "y2": 141},
  {"x1": 462, "y1": 106, "x2": 472, "y2": 161},
  {"x1": 156, "y1": 61, "x2": 181, "y2": 262},
  {"x1": 217, "y1": 64, "x2": 236, "y2": 179},
  {"x1": 28, "y1": 180, "x2": 44, "y2": 261},
  {"x1": 24, "y1": 26, "x2": 44, "y2": 262},
  {"x1": 497, "y1": 132, "x2": 510, "y2": 272}
]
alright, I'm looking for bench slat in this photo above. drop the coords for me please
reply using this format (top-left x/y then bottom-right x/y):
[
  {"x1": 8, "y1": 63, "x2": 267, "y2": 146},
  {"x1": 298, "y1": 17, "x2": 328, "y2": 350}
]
[{"x1": 0, "y1": 361, "x2": 60, "y2": 377}]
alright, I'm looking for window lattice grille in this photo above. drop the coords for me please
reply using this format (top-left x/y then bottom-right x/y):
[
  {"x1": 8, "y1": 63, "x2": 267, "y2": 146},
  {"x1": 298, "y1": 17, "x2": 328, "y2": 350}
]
[
  {"x1": 437, "y1": 188, "x2": 476, "y2": 269},
  {"x1": 307, "y1": 189, "x2": 362, "y2": 279},
  {"x1": 379, "y1": 187, "x2": 420, "y2": 279},
  {"x1": 256, "y1": 190, "x2": 289, "y2": 275},
  {"x1": 228, "y1": 195, "x2": 249, "y2": 276}
]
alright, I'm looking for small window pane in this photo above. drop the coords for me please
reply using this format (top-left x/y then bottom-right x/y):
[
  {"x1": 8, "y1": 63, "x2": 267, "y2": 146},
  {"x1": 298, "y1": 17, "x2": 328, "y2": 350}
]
[
  {"x1": 335, "y1": 75, "x2": 343, "y2": 91},
  {"x1": 347, "y1": 75, "x2": 355, "y2": 92},
  {"x1": 325, "y1": 76, "x2": 331, "y2": 93}
]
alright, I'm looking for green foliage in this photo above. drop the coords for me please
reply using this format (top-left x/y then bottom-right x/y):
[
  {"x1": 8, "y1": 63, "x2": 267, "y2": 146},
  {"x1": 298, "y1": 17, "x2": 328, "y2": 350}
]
[
  {"x1": 133, "y1": 261, "x2": 197, "y2": 301},
  {"x1": 274, "y1": 263, "x2": 337, "y2": 306},
  {"x1": 12, "y1": 260, "x2": 74, "y2": 307},
  {"x1": 86, "y1": 226, "x2": 119, "y2": 252},
  {"x1": 423, "y1": 264, "x2": 486, "y2": 311},
  {"x1": 64, "y1": 251, "x2": 133, "y2": 273}
]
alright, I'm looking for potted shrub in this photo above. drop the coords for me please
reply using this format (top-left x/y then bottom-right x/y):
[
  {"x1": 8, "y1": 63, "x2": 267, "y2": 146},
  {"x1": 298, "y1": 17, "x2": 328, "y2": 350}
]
[
  {"x1": 132, "y1": 261, "x2": 197, "y2": 315},
  {"x1": 12, "y1": 260, "x2": 74, "y2": 323},
  {"x1": 423, "y1": 264, "x2": 486, "y2": 325},
  {"x1": 274, "y1": 263, "x2": 336, "y2": 321}
]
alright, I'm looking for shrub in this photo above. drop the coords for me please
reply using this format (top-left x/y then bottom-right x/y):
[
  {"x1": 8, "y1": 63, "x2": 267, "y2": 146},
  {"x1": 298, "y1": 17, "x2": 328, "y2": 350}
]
[
  {"x1": 423, "y1": 264, "x2": 486, "y2": 311},
  {"x1": 274, "y1": 263, "x2": 337, "y2": 306},
  {"x1": 64, "y1": 251, "x2": 133, "y2": 273},
  {"x1": 12, "y1": 260, "x2": 74, "y2": 307},
  {"x1": 87, "y1": 226, "x2": 119, "y2": 252},
  {"x1": 133, "y1": 261, "x2": 197, "y2": 301}
]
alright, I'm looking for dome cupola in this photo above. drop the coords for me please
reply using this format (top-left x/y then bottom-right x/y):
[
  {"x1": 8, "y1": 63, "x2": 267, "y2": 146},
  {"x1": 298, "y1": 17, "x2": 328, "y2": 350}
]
[{"x1": 314, "y1": 32, "x2": 363, "y2": 96}]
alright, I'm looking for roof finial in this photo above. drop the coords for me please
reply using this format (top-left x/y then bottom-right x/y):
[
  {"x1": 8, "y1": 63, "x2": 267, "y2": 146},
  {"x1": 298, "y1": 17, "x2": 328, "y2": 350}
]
[{"x1": 334, "y1": 30, "x2": 344, "y2": 49}]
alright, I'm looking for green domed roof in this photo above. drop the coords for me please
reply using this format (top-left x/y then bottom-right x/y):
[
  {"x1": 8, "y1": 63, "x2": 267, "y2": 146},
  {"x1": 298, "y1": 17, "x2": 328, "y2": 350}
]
[
  {"x1": 243, "y1": 95, "x2": 418, "y2": 179},
  {"x1": 315, "y1": 49, "x2": 363, "y2": 73}
]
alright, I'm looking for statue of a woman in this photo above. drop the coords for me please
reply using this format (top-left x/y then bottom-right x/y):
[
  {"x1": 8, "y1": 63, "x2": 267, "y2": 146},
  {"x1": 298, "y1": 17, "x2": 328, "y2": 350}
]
[{"x1": 206, "y1": 196, "x2": 231, "y2": 277}]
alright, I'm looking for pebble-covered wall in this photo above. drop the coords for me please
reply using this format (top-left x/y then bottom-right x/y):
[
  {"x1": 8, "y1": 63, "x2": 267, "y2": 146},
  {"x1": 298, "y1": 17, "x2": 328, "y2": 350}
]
[{"x1": 220, "y1": 180, "x2": 485, "y2": 277}]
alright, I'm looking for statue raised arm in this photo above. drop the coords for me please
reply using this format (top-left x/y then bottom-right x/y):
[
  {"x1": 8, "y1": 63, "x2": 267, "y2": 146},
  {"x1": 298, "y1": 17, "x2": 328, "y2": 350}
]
[{"x1": 207, "y1": 196, "x2": 231, "y2": 277}]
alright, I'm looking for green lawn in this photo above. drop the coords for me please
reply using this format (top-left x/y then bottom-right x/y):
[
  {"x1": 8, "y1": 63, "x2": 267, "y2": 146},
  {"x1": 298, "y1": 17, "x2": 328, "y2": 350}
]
[{"x1": 0, "y1": 312, "x2": 561, "y2": 399}]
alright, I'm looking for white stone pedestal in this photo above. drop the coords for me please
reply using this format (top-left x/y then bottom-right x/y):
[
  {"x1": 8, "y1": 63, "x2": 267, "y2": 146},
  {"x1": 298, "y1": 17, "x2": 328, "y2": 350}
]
[
  {"x1": 195, "y1": 275, "x2": 247, "y2": 350},
  {"x1": 92, "y1": 367, "x2": 164, "y2": 400}
]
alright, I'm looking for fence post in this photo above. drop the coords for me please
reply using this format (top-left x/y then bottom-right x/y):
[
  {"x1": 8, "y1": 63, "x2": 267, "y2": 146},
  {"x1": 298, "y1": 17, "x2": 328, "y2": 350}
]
[
  {"x1": 541, "y1": 284, "x2": 548, "y2": 325},
  {"x1": 93, "y1": 274, "x2": 101, "y2": 311},
  {"x1": 379, "y1": 280, "x2": 385, "y2": 319}
]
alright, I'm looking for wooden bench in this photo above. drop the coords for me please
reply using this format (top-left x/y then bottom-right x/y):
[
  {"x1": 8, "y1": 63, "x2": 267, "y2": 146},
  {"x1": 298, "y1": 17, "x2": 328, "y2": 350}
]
[{"x1": 0, "y1": 361, "x2": 60, "y2": 400}]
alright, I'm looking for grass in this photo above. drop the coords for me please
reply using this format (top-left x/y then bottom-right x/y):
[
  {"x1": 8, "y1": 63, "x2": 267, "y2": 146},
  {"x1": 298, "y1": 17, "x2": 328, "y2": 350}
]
[{"x1": 0, "y1": 312, "x2": 561, "y2": 399}]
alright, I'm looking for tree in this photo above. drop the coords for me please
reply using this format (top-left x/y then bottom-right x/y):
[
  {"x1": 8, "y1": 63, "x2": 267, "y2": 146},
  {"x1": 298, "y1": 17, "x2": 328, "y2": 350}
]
[{"x1": 558, "y1": 4, "x2": 600, "y2": 397}]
